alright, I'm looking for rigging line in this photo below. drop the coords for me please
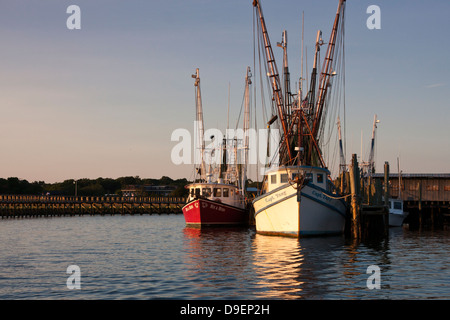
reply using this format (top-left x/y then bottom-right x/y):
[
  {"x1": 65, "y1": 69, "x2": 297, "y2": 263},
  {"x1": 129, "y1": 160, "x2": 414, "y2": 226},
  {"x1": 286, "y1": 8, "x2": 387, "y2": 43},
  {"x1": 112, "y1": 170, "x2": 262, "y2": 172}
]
[
  {"x1": 255, "y1": 11, "x2": 269, "y2": 125},
  {"x1": 342, "y1": 7, "x2": 347, "y2": 166},
  {"x1": 252, "y1": 12, "x2": 261, "y2": 182},
  {"x1": 234, "y1": 84, "x2": 247, "y2": 131}
]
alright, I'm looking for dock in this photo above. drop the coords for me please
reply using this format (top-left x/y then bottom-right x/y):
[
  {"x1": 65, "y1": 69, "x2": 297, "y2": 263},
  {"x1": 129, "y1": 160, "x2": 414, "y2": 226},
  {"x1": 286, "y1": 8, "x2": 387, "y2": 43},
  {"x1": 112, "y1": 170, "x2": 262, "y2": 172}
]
[
  {"x1": 0, "y1": 195, "x2": 186, "y2": 218},
  {"x1": 340, "y1": 154, "x2": 390, "y2": 239},
  {"x1": 336, "y1": 154, "x2": 450, "y2": 239},
  {"x1": 371, "y1": 173, "x2": 450, "y2": 230}
]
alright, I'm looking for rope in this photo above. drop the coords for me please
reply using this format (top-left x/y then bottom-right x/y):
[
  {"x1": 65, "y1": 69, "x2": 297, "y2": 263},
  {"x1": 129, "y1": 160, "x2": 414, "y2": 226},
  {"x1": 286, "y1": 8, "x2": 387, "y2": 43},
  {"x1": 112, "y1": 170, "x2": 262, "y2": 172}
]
[{"x1": 321, "y1": 192, "x2": 351, "y2": 200}]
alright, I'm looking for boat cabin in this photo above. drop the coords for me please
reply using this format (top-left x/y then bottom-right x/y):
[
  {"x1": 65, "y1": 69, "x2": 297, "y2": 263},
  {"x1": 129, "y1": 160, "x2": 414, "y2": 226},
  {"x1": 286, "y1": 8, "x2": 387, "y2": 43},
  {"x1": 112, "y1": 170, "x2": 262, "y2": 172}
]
[
  {"x1": 388, "y1": 198, "x2": 404, "y2": 214},
  {"x1": 186, "y1": 183, "x2": 245, "y2": 208},
  {"x1": 263, "y1": 166, "x2": 333, "y2": 193}
]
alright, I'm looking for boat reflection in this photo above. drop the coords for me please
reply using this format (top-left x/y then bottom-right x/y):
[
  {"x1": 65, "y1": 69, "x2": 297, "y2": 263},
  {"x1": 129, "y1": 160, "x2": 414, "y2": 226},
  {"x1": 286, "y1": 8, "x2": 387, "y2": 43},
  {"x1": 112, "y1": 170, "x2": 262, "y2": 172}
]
[
  {"x1": 252, "y1": 234, "x2": 305, "y2": 299},
  {"x1": 252, "y1": 234, "x2": 351, "y2": 299},
  {"x1": 182, "y1": 226, "x2": 370, "y2": 299}
]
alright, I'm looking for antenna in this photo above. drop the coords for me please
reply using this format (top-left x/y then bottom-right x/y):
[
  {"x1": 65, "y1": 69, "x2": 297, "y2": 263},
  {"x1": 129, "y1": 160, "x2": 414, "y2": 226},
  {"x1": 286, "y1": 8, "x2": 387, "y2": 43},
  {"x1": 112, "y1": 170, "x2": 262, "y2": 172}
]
[{"x1": 301, "y1": 11, "x2": 304, "y2": 98}]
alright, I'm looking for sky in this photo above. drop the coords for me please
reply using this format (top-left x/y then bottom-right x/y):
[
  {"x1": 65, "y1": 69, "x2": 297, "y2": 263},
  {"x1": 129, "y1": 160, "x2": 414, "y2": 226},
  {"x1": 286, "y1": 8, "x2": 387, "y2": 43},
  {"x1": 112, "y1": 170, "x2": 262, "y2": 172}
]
[{"x1": 0, "y1": 0, "x2": 449, "y2": 183}]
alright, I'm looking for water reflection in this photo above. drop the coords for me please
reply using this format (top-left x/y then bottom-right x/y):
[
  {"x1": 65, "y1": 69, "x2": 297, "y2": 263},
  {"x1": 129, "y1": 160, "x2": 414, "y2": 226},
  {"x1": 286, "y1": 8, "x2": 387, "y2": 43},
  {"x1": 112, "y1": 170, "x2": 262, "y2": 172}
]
[
  {"x1": 1, "y1": 216, "x2": 449, "y2": 299},
  {"x1": 253, "y1": 234, "x2": 365, "y2": 299},
  {"x1": 252, "y1": 234, "x2": 305, "y2": 299},
  {"x1": 182, "y1": 226, "x2": 254, "y2": 299}
]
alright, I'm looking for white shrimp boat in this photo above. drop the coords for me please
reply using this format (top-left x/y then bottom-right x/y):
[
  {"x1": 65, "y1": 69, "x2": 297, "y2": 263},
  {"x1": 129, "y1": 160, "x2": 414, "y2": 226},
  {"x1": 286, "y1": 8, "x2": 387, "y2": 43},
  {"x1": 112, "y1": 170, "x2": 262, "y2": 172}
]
[
  {"x1": 252, "y1": 0, "x2": 347, "y2": 237},
  {"x1": 253, "y1": 166, "x2": 346, "y2": 237}
]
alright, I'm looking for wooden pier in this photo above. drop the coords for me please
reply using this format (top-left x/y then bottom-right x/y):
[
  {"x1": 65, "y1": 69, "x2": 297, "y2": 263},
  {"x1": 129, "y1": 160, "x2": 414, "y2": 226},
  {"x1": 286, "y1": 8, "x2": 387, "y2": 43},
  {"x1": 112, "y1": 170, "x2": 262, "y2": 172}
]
[
  {"x1": 0, "y1": 195, "x2": 186, "y2": 218},
  {"x1": 337, "y1": 154, "x2": 450, "y2": 239},
  {"x1": 371, "y1": 172, "x2": 450, "y2": 230}
]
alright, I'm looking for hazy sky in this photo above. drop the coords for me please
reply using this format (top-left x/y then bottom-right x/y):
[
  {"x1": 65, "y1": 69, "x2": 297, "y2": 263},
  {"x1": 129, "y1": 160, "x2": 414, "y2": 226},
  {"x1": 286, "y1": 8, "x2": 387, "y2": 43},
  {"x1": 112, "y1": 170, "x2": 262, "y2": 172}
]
[{"x1": 0, "y1": 0, "x2": 449, "y2": 183}]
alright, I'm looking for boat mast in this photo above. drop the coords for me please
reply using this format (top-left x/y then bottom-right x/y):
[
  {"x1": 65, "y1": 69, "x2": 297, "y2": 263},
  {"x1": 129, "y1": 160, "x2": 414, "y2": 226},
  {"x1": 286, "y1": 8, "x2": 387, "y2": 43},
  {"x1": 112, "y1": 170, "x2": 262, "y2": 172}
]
[
  {"x1": 277, "y1": 30, "x2": 292, "y2": 117},
  {"x1": 311, "y1": 0, "x2": 346, "y2": 140},
  {"x1": 300, "y1": 11, "x2": 304, "y2": 100},
  {"x1": 253, "y1": 0, "x2": 293, "y2": 165},
  {"x1": 367, "y1": 114, "x2": 380, "y2": 175},
  {"x1": 220, "y1": 83, "x2": 231, "y2": 182},
  {"x1": 192, "y1": 68, "x2": 206, "y2": 182},
  {"x1": 307, "y1": 30, "x2": 322, "y2": 116},
  {"x1": 241, "y1": 67, "x2": 252, "y2": 197}
]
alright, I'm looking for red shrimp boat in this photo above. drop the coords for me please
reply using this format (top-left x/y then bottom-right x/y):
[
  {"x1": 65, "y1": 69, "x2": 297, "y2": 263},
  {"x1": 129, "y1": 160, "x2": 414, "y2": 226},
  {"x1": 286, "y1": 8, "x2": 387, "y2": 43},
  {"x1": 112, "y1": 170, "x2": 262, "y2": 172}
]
[
  {"x1": 182, "y1": 68, "x2": 250, "y2": 227},
  {"x1": 182, "y1": 183, "x2": 248, "y2": 226}
]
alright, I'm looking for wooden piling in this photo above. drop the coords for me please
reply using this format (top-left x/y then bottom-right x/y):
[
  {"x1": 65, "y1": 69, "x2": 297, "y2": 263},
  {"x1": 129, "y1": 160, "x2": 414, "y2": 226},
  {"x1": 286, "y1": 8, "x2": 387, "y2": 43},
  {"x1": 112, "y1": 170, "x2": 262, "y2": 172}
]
[
  {"x1": 349, "y1": 154, "x2": 361, "y2": 239},
  {"x1": 384, "y1": 161, "x2": 390, "y2": 235}
]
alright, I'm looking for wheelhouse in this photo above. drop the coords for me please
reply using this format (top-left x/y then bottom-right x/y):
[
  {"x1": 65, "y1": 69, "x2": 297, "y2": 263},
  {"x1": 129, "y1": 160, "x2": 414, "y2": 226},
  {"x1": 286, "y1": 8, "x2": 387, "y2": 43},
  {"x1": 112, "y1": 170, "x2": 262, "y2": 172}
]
[
  {"x1": 186, "y1": 183, "x2": 244, "y2": 208},
  {"x1": 262, "y1": 166, "x2": 333, "y2": 193}
]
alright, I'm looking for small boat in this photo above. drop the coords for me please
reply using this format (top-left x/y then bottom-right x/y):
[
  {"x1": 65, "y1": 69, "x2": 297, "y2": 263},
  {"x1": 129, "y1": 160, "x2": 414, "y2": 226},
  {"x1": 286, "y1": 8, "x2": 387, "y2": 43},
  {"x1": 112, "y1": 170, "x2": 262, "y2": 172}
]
[
  {"x1": 388, "y1": 198, "x2": 409, "y2": 227},
  {"x1": 182, "y1": 68, "x2": 249, "y2": 227},
  {"x1": 388, "y1": 158, "x2": 409, "y2": 227}
]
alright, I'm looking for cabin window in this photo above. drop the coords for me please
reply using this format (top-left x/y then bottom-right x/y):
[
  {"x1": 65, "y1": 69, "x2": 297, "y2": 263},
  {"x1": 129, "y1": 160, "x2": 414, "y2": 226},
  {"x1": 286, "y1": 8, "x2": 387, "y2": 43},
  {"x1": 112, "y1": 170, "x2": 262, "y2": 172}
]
[
  {"x1": 317, "y1": 174, "x2": 324, "y2": 184},
  {"x1": 291, "y1": 172, "x2": 299, "y2": 181},
  {"x1": 195, "y1": 188, "x2": 200, "y2": 197},
  {"x1": 223, "y1": 188, "x2": 229, "y2": 197},
  {"x1": 213, "y1": 188, "x2": 222, "y2": 197},
  {"x1": 202, "y1": 188, "x2": 211, "y2": 197},
  {"x1": 281, "y1": 174, "x2": 288, "y2": 183},
  {"x1": 426, "y1": 185, "x2": 439, "y2": 191},
  {"x1": 445, "y1": 186, "x2": 450, "y2": 191},
  {"x1": 393, "y1": 202, "x2": 402, "y2": 210},
  {"x1": 190, "y1": 188, "x2": 194, "y2": 197},
  {"x1": 305, "y1": 173, "x2": 313, "y2": 181},
  {"x1": 271, "y1": 174, "x2": 277, "y2": 184}
]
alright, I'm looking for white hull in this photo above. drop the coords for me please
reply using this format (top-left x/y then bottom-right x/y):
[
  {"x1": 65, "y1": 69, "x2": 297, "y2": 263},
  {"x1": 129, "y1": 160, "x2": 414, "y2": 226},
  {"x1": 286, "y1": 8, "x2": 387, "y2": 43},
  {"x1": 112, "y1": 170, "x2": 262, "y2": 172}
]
[
  {"x1": 389, "y1": 212, "x2": 408, "y2": 227},
  {"x1": 253, "y1": 182, "x2": 347, "y2": 237}
]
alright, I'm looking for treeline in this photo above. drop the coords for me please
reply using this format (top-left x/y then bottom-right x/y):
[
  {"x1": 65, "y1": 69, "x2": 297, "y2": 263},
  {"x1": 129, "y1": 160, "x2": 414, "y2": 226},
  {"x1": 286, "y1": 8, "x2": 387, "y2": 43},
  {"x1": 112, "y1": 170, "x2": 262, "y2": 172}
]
[{"x1": 0, "y1": 176, "x2": 189, "y2": 197}]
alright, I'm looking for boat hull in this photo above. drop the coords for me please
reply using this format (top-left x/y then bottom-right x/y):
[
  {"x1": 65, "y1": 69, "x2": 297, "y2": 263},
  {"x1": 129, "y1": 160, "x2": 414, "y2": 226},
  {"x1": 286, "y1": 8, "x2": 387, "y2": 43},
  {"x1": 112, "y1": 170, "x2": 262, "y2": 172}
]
[
  {"x1": 182, "y1": 198, "x2": 248, "y2": 227},
  {"x1": 253, "y1": 183, "x2": 347, "y2": 237},
  {"x1": 389, "y1": 212, "x2": 409, "y2": 227}
]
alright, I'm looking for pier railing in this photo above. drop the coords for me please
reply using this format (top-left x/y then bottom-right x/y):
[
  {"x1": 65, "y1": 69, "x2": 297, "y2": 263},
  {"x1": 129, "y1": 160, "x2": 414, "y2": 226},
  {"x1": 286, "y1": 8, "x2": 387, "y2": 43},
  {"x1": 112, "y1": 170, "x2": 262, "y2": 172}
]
[{"x1": 0, "y1": 195, "x2": 187, "y2": 218}]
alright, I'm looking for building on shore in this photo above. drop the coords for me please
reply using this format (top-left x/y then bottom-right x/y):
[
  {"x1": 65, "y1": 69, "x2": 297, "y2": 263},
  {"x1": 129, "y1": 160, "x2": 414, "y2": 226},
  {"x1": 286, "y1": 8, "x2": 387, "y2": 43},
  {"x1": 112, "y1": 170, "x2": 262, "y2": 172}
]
[
  {"x1": 372, "y1": 173, "x2": 450, "y2": 228},
  {"x1": 121, "y1": 185, "x2": 177, "y2": 197}
]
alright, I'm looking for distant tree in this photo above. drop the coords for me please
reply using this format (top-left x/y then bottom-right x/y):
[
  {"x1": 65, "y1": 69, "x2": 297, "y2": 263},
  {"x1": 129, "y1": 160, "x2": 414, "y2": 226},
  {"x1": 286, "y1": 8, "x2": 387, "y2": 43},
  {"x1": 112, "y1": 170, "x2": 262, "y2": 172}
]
[
  {"x1": 159, "y1": 176, "x2": 173, "y2": 185},
  {"x1": 0, "y1": 175, "x2": 192, "y2": 196},
  {"x1": 116, "y1": 176, "x2": 142, "y2": 187},
  {"x1": 170, "y1": 185, "x2": 189, "y2": 197},
  {"x1": 0, "y1": 177, "x2": 43, "y2": 195},
  {"x1": 96, "y1": 178, "x2": 121, "y2": 195},
  {"x1": 79, "y1": 183, "x2": 105, "y2": 196}
]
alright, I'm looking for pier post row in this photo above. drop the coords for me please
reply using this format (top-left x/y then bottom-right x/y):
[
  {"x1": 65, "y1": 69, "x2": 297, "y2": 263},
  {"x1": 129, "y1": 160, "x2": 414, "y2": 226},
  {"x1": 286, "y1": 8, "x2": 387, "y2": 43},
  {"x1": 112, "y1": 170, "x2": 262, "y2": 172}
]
[{"x1": 0, "y1": 195, "x2": 186, "y2": 218}]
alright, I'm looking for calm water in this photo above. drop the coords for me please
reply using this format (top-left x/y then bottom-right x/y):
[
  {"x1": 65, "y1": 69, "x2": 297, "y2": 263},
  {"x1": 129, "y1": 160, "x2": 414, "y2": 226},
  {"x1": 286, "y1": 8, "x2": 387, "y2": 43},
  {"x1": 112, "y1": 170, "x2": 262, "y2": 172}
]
[{"x1": 0, "y1": 214, "x2": 449, "y2": 300}]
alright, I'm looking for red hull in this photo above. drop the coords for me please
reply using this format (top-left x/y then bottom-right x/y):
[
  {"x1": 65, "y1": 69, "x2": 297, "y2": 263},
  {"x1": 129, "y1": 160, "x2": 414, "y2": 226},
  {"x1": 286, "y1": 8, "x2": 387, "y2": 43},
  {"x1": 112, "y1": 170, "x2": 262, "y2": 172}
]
[{"x1": 182, "y1": 199, "x2": 248, "y2": 226}]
